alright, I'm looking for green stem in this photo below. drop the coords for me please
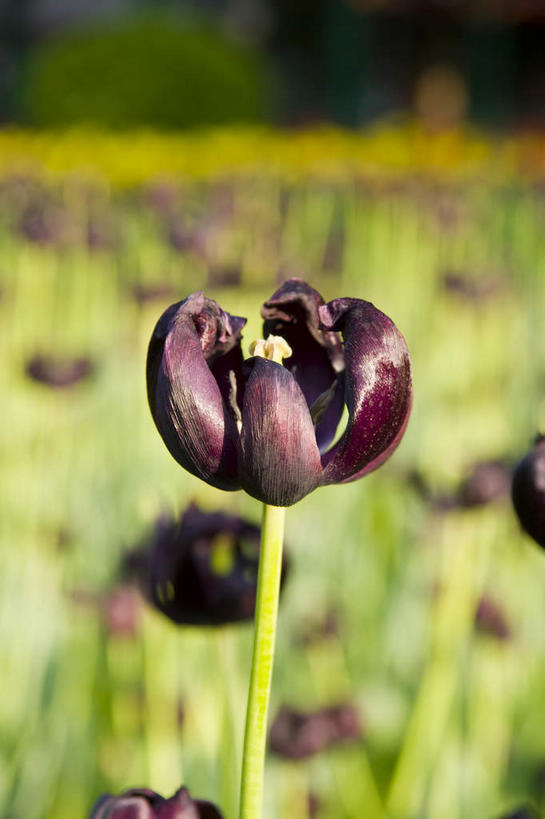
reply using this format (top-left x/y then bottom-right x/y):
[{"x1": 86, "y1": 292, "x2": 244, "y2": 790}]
[{"x1": 239, "y1": 503, "x2": 286, "y2": 819}]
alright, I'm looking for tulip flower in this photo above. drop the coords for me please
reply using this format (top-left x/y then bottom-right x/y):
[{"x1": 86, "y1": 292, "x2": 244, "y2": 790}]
[
  {"x1": 89, "y1": 786, "x2": 223, "y2": 818},
  {"x1": 147, "y1": 278, "x2": 412, "y2": 819},
  {"x1": 124, "y1": 504, "x2": 288, "y2": 626},
  {"x1": 147, "y1": 278, "x2": 412, "y2": 507},
  {"x1": 511, "y1": 436, "x2": 545, "y2": 550}
]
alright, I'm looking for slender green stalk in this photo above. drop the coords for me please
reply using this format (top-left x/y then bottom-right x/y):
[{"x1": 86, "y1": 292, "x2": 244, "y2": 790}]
[{"x1": 239, "y1": 503, "x2": 286, "y2": 819}]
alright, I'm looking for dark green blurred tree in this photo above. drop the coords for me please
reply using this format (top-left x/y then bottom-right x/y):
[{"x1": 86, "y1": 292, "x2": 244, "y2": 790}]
[{"x1": 21, "y1": 12, "x2": 269, "y2": 129}]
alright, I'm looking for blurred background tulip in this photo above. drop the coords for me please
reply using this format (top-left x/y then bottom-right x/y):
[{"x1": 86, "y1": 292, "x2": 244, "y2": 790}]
[{"x1": 124, "y1": 504, "x2": 289, "y2": 626}]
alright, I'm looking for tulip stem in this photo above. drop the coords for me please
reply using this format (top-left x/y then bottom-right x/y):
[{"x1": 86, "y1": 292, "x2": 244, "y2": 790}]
[{"x1": 239, "y1": 503, "x2": 286, "y2": 819}]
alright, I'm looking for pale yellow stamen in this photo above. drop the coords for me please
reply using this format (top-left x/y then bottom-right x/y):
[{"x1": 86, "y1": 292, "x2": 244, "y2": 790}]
[{"x1": 249, "y1": 334, "x2": 292, "y2": 365}]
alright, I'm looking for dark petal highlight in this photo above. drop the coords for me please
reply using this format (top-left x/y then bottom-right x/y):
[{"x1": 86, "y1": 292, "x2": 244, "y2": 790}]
[
  {"x1": 261, "y1": 279, "x2": 344, "y2": 434},
  {"x1": 239, "y1": 358, "x2": 322, "y2": 506},
  {"x1": 318, "y1": 298, "x2": 412, "y2": 485},
  {"x1": 146, "y1": 292, "x2": 246, "y2": 491}
]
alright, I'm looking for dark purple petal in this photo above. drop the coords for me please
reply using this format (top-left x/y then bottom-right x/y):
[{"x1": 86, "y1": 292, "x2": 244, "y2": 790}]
[
  {"x1": 261, "y1": 279, "x2": 344, "y2": 451},
  {"x1": 89, "y1": 787, "x2": 224, "y2": 819},
  {"x1": 147, "y1": 293, "x2": 246, "y2": 491},
  {"x1": 238, "y1": 357, "x2": 322, "y2": 506},
  {"x1": 318, "y1": 298, "x2": 412, "y2": 485},
  {"x1": 89, "y1": 792, "x2": 154, "y2": 818},
  {"x1": 155, "y1": 788, "x2": 198, "y2": 819}
]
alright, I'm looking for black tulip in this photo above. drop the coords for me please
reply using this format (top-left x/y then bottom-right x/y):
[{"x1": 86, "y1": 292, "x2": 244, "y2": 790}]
[
  {"x1": 512, "y1": 437, "x2": 545, "y2": 549},
  {"x1": 89, "y1": 786, "x2": 223, "y2": 818},
  {"x1": 125, "y1": 504, "x2": 288, "y2": 626},
  {"x1": 147, "y1": 278, "x2": 412, "y2": 507}
]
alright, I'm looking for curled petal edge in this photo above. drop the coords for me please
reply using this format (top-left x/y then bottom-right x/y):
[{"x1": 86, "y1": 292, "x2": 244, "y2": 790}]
[{"x1": 317, "y1": 297, "x2": 412, "y2": 486}]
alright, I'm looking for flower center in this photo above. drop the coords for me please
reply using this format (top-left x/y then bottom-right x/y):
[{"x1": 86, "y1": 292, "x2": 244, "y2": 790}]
[{"x1": 249, "y1": 334, "x2": 292, "y2": 364}]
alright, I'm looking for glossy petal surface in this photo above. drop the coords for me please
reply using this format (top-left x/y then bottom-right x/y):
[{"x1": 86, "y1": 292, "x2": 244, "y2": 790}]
[
  {"x1": 239, "y1": 357, "x2": 322, "y2": 506},
  {"x1": 319, "y1": 298, "x2": 412, "y2": 485},
  {"x1": 147, "y1": 293, "x2": 245, "y2": 491}
]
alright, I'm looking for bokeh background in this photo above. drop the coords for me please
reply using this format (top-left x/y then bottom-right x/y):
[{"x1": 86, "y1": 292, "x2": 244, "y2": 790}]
[{"x1": 3, "y1": 1, "x2": 545, "y2": 817}]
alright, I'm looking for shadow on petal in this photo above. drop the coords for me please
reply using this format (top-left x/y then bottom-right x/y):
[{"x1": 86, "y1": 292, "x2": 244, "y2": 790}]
[
  {"x1": 239, "y1": 357, "x2": 322, "y2": 506},
  {"x1": 262, "y1": 278, "x2": 344, "y2": 451}
]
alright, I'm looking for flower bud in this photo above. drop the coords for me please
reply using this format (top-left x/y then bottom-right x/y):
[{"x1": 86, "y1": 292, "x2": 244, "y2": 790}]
[
  {"x1": 89, "y1": 786, "x2": 223, "y2": 818},
  {"x1": 511, "y1": 437, "x2": 545, "y2": 549}
]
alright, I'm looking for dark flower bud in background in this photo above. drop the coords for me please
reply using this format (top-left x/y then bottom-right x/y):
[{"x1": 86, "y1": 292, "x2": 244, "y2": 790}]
[
  {"x1": 69, "y1": 585, "x2": 143, "y2": 639},
  {"x1": 474, "y1": 596, "x2": 511, "y2": 641},
  {"x1": 494, "y1": 806, "x2": 542, "y2": 819},
  {"x1": 441, "y1": 270, "x2": 505, "y2": 304},
  {"x1": 268, "y1": 703, "x2": 363, "y2": 760},
  {"x1": 457, "y1": 460, "x2": 512, "y2": 508},
  {"x1": 409, "y1": 459, "x2": 512, "y2": 512},
  {"x1": 25, "y1": 354, "x2": 95, "y2": 388},
  {"x1": 512, "y1": 437, "x2": 545, "y2": 549},
  {"x1": 308, "y1": 793, "x2": 320, "y2": 818},
  {"x1": 207, "y1": 263, "x2": 242, "y2": 288},
  {"x1": 103, "y1": 585, "x2": 143, "y2": 639},
  {"x1": 131, "y1": 282, "x2": 178, "y2": 307},
  {"x1": 124, "y1": 503, "x2": 289, "y2": 626},
  {"x1": 147, "y1": 279, "x2": 412, "y2": 506},
  {"x1": 89, "y1": 785, "x2": 223, "y2": 818},
  {"x1": 296, "y1": 609, "x2": 340, "y2": 647}
]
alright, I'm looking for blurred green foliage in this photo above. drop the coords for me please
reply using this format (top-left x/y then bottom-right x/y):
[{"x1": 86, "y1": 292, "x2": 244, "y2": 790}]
[
  {"x1": 2, "y1": 157, "x2": 545, "y2": 817},
  {"x1": 21, "y1": 15, "x2": 268, "y2": 129}
]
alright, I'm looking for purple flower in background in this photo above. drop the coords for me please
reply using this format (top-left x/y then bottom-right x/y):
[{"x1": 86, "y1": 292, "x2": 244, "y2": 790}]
[
  {"x1": 25, "y1": 354, "x2": 95, "y2": 388},
  {"x1": 124, "y1": 504, "x2": 288, "y2": 626},
  {"x1": 512, "y1": 436, "x2": 545, "y2": 549},
  {"x1": 147, "y1": 278, "x2": 412, "y2": 506},
  {"x1": 89, "y1": 786, "x2": 223, "y2": 818},
  {"x1": 409, "y1": 459, "x2": 512, "y2": 511},
  {"x1": 474, "y1": 596, "x2": 511, "y2": 641},
  {"x1": 268, "y1": 703, "x2": 363, "y2": 760}
]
